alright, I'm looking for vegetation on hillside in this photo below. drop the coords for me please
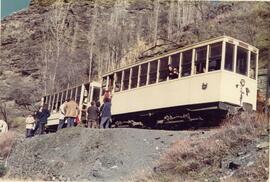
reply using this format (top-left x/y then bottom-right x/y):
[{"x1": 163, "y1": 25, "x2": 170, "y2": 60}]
[
  {"x1": 136, "y1": 113, "x2": 269, "y2": 181},
  {"x1": 35, "y1": 0, "x2": 269, "y2": 95}
]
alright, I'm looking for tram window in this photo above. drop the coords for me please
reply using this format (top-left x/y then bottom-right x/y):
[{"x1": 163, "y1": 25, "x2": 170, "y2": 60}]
[
  {"x1": 67, "y1": 89, "x2": 71, "y2": 100},
  {"x1": 62, "y1": 91, "x2": 67, "y2": 102},
  {"x1": 102, "y1": 76, "x2": 107, "y2": 91},
  {"x1": 43, "y1": 96, "x2": 47, "y2": 104},
  {"x1": 49, "y1": 95, "x2": 54, "y2": 111},
  {"x1": 236, "y1": 47, "x2": 248, "y2": 76},
  {"x1": 108, "y1": 74, "x2": 114, "y2": 91},
  {"x1": 46, "y1": 96, "x2": 49, "y2": 109},
  {"x1": 72, "y1": 88, "x2": 76, "y2": 100},
  {"x1": 250, "y1": 52, "x2": 256, "y2": 79},
  {"x1": 139, "y1": 63, "x2": 148, "y2": 87},
  {"x1": 76, "y1": 86, "x2": 82, "y2": 103},
  {"x1": 209, "y1": 42, "x2": 222, "y2": 72},
  {"x1": 131, "y1": 66, "x2": 139, "y2": 88},
  {"x1": 123, "y1": 69, "x2": 130, "y2": 91},
  {"x1": 159, "y1": 57, "x2": 169, "y2": 82},
  {"x1": 92, "y1": 87, "x2": 100, "y2": 102},
  {"x1": 225, "y1": 43, "x2": 234, "y2": 71},
  {"x1": 56, "y1": 92, "x2": 62, "y2": 111},
  {"x1": 115, "y1": 71, "x2": 122, "y2": 92},
  {"x1": 171, "y1": 53, "x2": 180, "y2": 74},
  {"x1": 47, "y1": 95, "x2": 51, "y2": 108},
  {"x1": 181, "y1": 50, "x2": 192, "y2": 77},
  {"x1": 53, "y1": 94, "x2": 58, "y2": 111},
  {"x1": 149, "y1": 61, "x2": 158, "y2": 84},
  {"x1": 195, "y1": 46, "x2": 207, "y2": 74}
]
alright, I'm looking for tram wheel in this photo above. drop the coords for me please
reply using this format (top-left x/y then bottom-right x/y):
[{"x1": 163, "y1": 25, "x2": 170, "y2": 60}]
[{"x1": 142, "y1": 118, "x2": 157, "y2": 128}]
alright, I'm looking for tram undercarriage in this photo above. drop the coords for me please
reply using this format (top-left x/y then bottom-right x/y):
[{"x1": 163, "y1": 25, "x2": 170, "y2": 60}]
[{"x1": 112, "y1": 102, "x2": 251, "y2": 128}]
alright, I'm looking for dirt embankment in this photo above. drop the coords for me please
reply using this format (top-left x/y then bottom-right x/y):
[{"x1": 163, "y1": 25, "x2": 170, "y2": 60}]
[
  {"x1": 3, "y1": 113, "x2": 269, "y2": 182},
  {"x1": 5, "y1": 127, "x2": 215, "y2": 181}
]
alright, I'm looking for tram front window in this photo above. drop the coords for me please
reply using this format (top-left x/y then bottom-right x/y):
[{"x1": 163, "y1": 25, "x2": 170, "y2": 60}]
[
  {"x1": 209, "y1": 42, "x2": 222, "y2": 72},
  {"x1": 250, "y1": 52, "x2": 256, "y2": 79},
  {"x1": 225, "y1": 43, "x2": 234, "y2": 71},
  {"x1": 236, "y1": 47, "x2": 248, "y2": 76},
  {"x1": 195, "y1": 46, "x2": 207, "y2": 74},
  {"x1": 181, "y1": 50, "x2": 192, "y2": 77}
]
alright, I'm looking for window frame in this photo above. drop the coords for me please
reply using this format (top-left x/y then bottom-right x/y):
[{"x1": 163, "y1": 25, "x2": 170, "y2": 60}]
[
  {"x1": 208, "y1": 42, "x2": 222, "y2": 72},
  {"x1": 139, "y1": 63, "x2": 148, "y2": 87},
  {"x1": 236, "y1": 46, "x2": 248, "y2": 76},
  {"x1": 195, "y1": 46, "x2": 207, "y2": 74},
  {"x1": 115, "y1": 71, "x2": 123, "y2": 92},
  {"x1": 131, "y1": 66, "x2": 139, "y2": 89},
  {"x1": 181, "y1": 49, "x2": 193, "y2": 77},
  {"x1": 148, "y1": 60, "x2": 158, "y2": 85},
  {"x1": 122, "y1": 69, "x2": 131, "y2": 91}
]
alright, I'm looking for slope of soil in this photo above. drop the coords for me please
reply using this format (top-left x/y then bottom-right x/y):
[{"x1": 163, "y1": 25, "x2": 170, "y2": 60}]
[{"x1": 5, "y1": 127, "x2": 215, "y2": 181}]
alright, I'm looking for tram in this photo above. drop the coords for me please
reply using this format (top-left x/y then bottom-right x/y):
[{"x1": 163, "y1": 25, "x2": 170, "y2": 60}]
[
  {"x1": 101, "y1": 35, "x2": 259, "y2": 126},
  {"x1": 43, "y1": 35, "x2": 259, "y2": 128},
  {"x1": 42, "y1": 82, "x2": 101, "y2": 130}
]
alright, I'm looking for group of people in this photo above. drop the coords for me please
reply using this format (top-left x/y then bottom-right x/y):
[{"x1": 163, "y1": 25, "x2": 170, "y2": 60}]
[
  {"x1": 168, "y1": 64, "x2": 179, "y2": 79},
  {"x1": 25, "y1": 104, "x2": 50, "y2": 138},
  {"x1": 25, "y1": 91, "x2": 112, "y2": 138},
  {"x1": 86, "y1": 97, "x2": 112, "y2": 129}
]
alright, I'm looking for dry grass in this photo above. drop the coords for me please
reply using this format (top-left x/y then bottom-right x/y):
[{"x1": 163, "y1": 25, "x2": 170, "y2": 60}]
[
  {"x1": 139, "y1": 112, "x2": 269, "y2": 181},
  {"x1": 0, "y1": 131, "x2": 17, "y2": 159}
]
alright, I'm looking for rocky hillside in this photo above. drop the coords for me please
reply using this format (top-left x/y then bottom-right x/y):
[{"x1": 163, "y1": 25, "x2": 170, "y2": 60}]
[
  {"x1": 5, "y1": 127, "x2": 215, "y2": 181},
  {"x1": 3, "y1": 113, "x2": 269, "y2": 181},
  {"x1": 0, "y1": 0, "x2": 270, "y2": 121}
]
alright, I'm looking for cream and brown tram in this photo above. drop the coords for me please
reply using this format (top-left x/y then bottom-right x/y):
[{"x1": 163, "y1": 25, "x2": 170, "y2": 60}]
[{"x1": 102, "y1": 36, "x2": 259, "y2": 126}]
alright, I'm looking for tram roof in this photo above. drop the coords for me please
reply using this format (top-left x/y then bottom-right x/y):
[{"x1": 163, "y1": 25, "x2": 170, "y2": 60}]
[{"x1": 102, "y1": 35, "x2": 259, "y2": 76}]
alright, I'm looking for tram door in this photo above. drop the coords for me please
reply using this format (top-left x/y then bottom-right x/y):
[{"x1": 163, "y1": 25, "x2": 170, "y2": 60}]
[{"x1": 80, "y1": 82, "x2": 101, "y2": 125}]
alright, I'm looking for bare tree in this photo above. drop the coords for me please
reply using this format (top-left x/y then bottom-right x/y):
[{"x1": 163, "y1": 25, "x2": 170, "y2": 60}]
[
  {"x1": 153, "y1": 0, "x2": 160, "y2": 45},
  {"x1": 87, "y1": 2, "x2": 98, "y2": 82},
  {"x1": 47, "y1": 0, "x2": 71, "y2": 92}
]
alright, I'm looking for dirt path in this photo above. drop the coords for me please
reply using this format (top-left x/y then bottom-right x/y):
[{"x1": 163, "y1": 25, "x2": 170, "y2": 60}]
[{"x1": 6, "y1": 127, "x2": 217, "y2": 181}]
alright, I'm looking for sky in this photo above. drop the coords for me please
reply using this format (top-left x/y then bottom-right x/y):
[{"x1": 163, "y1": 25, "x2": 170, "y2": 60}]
[{"x1": 1, "y1": 0, "x2": 30, "y2": 20}]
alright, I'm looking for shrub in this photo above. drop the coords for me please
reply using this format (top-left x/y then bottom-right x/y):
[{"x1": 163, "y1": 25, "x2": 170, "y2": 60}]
[
  {"x1": 0, "y1": 131, "x2": 17, "y2": 159},
  {"x1": 0, "y1": 163, "x2": 7, "y2": 177},
  {"x1": 142, "y1": 112, "x2": 269, "y2": 181}
]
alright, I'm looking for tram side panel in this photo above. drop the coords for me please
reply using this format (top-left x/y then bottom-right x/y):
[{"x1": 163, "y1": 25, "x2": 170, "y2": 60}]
[
  {"x1": 219, "y1": 71, "x2": 257, "y2": 110},
  {"x1": 111, "y1": 72, "x2": 223, "y2": 116}
]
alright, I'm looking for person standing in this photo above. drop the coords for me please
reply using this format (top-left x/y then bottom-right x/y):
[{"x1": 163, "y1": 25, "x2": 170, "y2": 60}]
[
  {"x1": 100, "y1": 98, "x2": 112, "y2": 129},
  {"x1": 65, "y1": 98, "x2": 79, "y2": 128},
  {"x1": 87, "y1": 101, "x2": 99, "y2": 128},
  {"x1": 25, "y1": 114, "x2": 35, "y2": 138},
  {"x1": 36, "y1": 104, "x2": 50, "y2": 135},
  {"x1": 0, "y1": 120, "x2": 8, "y2": 133},
  {"x1": 57, "y1": 100, "x2": 67, "y2": 131}
]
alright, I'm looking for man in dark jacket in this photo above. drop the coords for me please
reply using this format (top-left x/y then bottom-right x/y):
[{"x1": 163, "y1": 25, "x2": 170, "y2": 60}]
[
  {"x1": 100, "y1": 98, "x2": 112, "y2": 129},
  {"x1": 87, "y1": 101, "x2": 99, "y2": 128},
  {"x1": 36, "y1": 104, "x2": 50, "y2": 135}
]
